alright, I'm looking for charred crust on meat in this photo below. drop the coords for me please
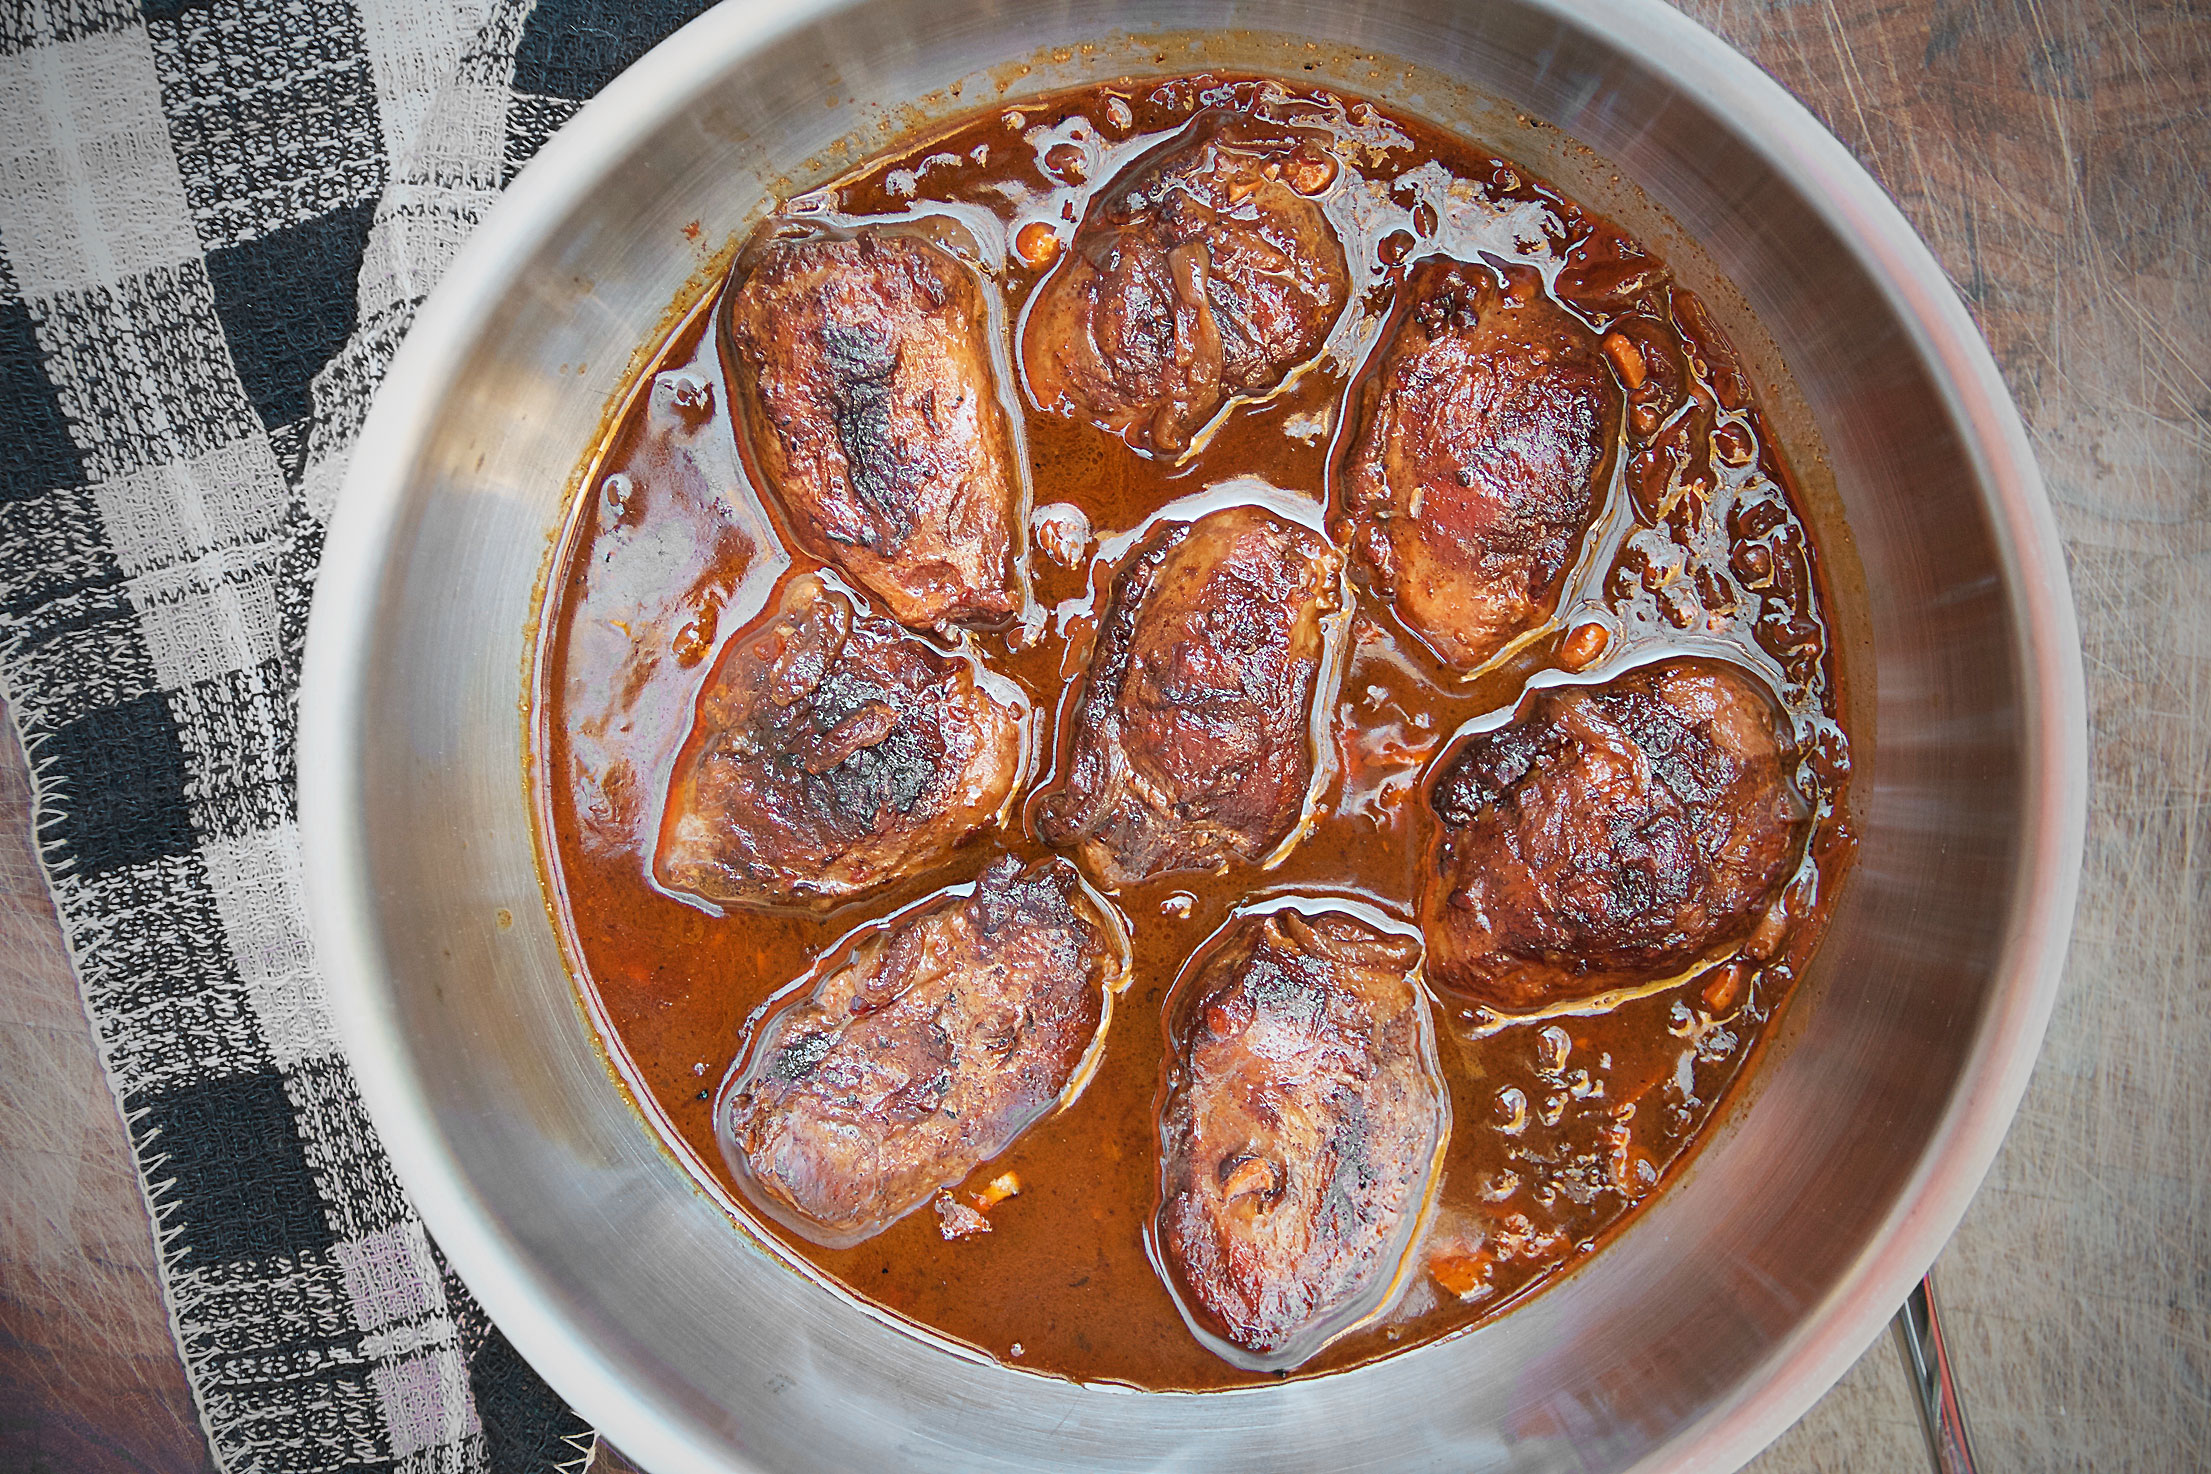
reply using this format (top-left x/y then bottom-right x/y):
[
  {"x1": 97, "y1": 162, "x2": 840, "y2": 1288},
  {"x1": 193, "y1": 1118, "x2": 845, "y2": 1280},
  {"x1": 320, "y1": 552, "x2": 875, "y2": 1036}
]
[
  {"x1": 1418, "y1": 659, "x2": 1809, "y2": 1010},
  {"x1": 724, "y1": 228, "x2": 1023, "y2": 629},
  {"x1": 1034, "y1": 504, "x2": 1344, "y2": 888},
  {"x1": 656, "y1": 574, "x2": 1027, "y2": 911},
  {"x1": 1021, "y1": 110, "x2": 1352, "y2": 457},
  {"x1": 1340, "y1": 255, "x2": 1621, "y2": 672}
]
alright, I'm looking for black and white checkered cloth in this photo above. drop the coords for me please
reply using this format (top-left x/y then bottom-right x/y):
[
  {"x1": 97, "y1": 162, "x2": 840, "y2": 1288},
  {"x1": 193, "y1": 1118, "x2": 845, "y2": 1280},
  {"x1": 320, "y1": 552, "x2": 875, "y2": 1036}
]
[{"x1": 0, "y1": 0, "x2": 711, "y2": 1466}]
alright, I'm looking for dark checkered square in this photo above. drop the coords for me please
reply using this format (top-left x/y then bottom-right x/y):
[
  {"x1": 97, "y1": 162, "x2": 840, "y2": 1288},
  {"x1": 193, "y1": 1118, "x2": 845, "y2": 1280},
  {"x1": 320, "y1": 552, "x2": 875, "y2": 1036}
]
[
  {"x1": 510, "y1": 0, "x2": 710, "y2": 100},
  {"x1": 132, "y1": 1067, "x2": 336, "y2": 1265},
  {"x1": 501, "y1": 90, "x2": 577, "y2": 184},
  {"x1": 29, "y1": 261, "x2": 262, "y2": 480},
  {"x1": 0, "y1": 294, "x2": 86, "y2": 499},
  {"x1": 473, "y1": 1324, "x2": 595, "y2": 1471},
  {"x1": 0, "y1": 482, "x2": 124, "y2": 614},
  {"x1": 147, "y1": 0, "x2": 383, "y2": 252},
  {"x1": 0, "y1": 581, "x2": 162, "y2": 722},
  {"x1": 0, "y1": 0, "x2": 139, "y2": 55},
  {"x1": 205, "y1": 200, "x2": 376, "y2": 430},
  {"x1": 33, "y1": 686, "x2": 195, "y2": 875}
]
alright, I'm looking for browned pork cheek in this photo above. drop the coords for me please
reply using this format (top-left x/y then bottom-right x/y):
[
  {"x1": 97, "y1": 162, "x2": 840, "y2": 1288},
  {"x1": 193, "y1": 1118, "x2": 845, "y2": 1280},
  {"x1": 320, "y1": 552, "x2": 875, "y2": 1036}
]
[
  {"x1": 1022, "y1": 112, "x2": 1351, "y2": 455},
  {"x1": 1034, "y1": 505, "x2": 1342, "y2": 887},
  {"x1": 723, "y1": 230, "x2": 1021, "y2": 628},
  {"x1": 722, "y1": 854, "x2": 1127, "y2": 1247},
  {"x1": 655, "y1": 574, "x2": 1025, "y2": 910},
  {"x1": 1155, "y1": 908, "x2": 1447, "y2": 1368},
  {"x1": 1341, "y1": 257, "x2": 1620, "y2": 671},
  {"x1": 1419, "y1": 659, "x2": 1808, "y2": 1011}
]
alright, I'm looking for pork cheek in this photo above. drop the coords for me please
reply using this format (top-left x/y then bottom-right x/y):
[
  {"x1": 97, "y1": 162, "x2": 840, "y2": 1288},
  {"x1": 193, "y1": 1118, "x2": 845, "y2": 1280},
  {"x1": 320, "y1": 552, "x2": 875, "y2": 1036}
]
[
  {"x1": 1155, "y1": 907, "x2": 1447, "y2": 1368},
  {"x1": 725, "y1": 230, "x2": 1022, "y2": 629},
  {"x1": 1034, "y1": 504, "x2": 1343, "y2": 887},
  {"x1": 1022, "y1": 112, "x2": 1350, "y2": 455},
  {"x1": 724, "y1": 853, "x2": 1128, "y2": 1247},
  {"x1": 657, "y1": 573, "x2": 1025, "y2": 910},
  {"x1": 1419, "y1": 659, "x2": 1807, "y2": 1010},
  {"x1": 1341, "y1": 257, "x2": 1619, "y2": 671}
]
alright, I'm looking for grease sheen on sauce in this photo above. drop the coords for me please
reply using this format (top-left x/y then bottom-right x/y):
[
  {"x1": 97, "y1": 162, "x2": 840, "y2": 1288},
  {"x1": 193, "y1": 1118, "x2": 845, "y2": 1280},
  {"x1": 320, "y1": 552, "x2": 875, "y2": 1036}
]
[{"x1": 536, "y1": 73, "x2": 1855, "y2": 1391}]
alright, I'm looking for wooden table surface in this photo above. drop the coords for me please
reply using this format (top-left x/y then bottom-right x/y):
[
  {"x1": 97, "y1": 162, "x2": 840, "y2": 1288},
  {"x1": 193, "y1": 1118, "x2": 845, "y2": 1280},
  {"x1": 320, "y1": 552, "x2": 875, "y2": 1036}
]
[{"x1": 4, "y1": 0, "x2": 2204, "y2": 1466}]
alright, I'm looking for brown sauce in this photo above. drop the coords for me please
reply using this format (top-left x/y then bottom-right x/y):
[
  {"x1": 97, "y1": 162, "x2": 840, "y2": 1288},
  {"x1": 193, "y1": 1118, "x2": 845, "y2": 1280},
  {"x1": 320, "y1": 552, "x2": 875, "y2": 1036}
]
[{"x1": 534, "y1": 73, "x2": 1855, "y2": 1391}]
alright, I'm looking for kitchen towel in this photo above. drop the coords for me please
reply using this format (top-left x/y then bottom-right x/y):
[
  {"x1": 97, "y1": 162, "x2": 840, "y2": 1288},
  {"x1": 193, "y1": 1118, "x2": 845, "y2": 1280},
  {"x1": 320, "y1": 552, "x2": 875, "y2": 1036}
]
[{"x1": 0, "y1": 0, "x2": 712, "y2": 1467}]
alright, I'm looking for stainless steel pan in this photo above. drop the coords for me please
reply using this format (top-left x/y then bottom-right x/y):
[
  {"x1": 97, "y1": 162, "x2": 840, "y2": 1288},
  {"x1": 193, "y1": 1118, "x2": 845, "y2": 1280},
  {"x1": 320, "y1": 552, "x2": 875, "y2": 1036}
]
[{"x1": 298, "y1": 1, "x2": 2087, "y2": 1469}]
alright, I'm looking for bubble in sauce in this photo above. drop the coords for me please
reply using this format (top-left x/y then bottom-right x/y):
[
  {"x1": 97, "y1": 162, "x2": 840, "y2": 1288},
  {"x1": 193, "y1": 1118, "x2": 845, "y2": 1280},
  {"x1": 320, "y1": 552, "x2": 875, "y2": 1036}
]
[
  {"x1": 1044, "y1": 142, "x2": 1087, "y2": 182},
  {"x1": 598, "y1": 472, "x2": 635, "y2": 533},
  {"x1": 1497, "y1": 1087, "x2": 1528, "y2": 1135},
  {"x1": 1031, "y1": 501, "x2": 1092, "y2": 568},
  {"x1": 660, "y1": 371, "x2": 713, "y2": 422},
  {"x1": 1537, "y1": 1025, "x2": 1572, "y2": 1074}
]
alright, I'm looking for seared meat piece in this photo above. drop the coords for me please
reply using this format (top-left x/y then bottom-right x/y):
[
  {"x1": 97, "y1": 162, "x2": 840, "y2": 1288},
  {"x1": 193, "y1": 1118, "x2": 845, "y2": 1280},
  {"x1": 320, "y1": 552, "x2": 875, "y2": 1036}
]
[
  {"x1": 722, "y1": 854, "x2": 1128, "y2": 1247},
  {"x1": 1156, "y1": 907, "x2": 1447, "y2": 1369},
  {"x1": 1035, "y1": 505, "x2": 1344, "y2": 887},
  {"x1": 1419, "y1": 659, "x2": 1808, "y2": 1011},
  {"x1": 723, "y1": 230, "x2": 1021, "y2": 629},
  {"x1": 656, "y1": 574, "x2": 1025, "y2": 910},
  {"x1": 1341, "y1": 257, "x2": 1620, "y2": 671},
  {"x1": 1022, "y1": 112, "x2": 1351, "y2": 455}
]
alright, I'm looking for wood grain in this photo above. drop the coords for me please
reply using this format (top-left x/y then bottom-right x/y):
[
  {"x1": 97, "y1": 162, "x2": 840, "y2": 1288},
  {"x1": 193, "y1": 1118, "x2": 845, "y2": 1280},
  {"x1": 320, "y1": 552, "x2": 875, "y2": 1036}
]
[
  {"x1": 1690, "y1": 0, "x2": 2211, "y2": 1467},
  {"x1": 4, "y1": 0, "x2": 2205, "y2": 1466},
  {"x1": 0, "y1": 697, "x2": 213, "y2": 1474}
]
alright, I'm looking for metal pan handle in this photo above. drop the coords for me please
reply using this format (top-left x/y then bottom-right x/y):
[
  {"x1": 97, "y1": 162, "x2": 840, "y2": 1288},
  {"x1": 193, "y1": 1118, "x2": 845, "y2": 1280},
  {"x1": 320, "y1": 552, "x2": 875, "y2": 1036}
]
[{"x1": 1895, "y1": 1273, "x2": 1980, "y2": 1474}]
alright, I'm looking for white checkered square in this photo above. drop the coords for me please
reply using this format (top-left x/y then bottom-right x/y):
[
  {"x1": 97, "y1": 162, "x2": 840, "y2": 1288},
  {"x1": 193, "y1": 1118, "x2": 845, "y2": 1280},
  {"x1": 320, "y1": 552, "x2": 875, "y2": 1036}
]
[
  {"x1": 358, "y1": 170, "x2": 500, "y2": 308},
  {"x1": 374, "y1": 1345, "x2": 483, "y2": 1460},
  {"x1": 352, "y1": 0, "x2": 526, "y2": 299},
  {"x1": 88, "y1": 433, "x2": 290, "y2": 580},
  {"x1": 354, "y1": 0, "x2": 494, "y2": 185},
  {"x1": 125, "y1": 528, "x2": 286, "y2": 692},
  {"x1": 202, "y1": 822, "x2": 329, "y2": 1070},
  {"x1": 436, "y1": 0, "x2": 530, "y2": 182},
  {"x1": 296, "y1": 0, "x2": 523, "y2": 486},
  {"x1": 0, "y1": 25, "x2": 200, "y2": 296},
  {"x1": 336, "y1": 1218, "x2": 446, "y2": 1334}
]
